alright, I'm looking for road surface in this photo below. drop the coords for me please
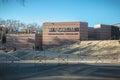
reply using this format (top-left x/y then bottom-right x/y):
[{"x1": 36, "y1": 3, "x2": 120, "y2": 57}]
[{"x1": 0, "y1": 63, "x2": 120, "y2": 80}]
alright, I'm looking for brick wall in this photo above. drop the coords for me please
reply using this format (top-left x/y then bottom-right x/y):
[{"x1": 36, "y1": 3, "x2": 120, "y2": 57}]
[
  {"x1": 6, "y1": 34, "x2": 35, "y2": 50},
  {"x1": 88, "y1": 27, "x2": 95, "y2": 39},
  {"x1": 94, "y1": 24, "x2": 111, "y2": 40},
  {"x1": 42, "y1": 22, "x2": 88, "y2": 48},
  {"x1": 80, "y1": 22, "x2": 88, "y2": 40},
  {"x1": 35, "y1": 34, "x2": 42, "y2": 50}
]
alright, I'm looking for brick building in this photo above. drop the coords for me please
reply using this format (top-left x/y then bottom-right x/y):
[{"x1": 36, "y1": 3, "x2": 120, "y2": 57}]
[
  {"x1": 3, "y1": 22, "x2": 120, "y2": 50},
  {"x1": 42, "y1": 22, "x2": 88, "y2": 48},
  {"x1": 88, "y1": 27, "x2": 95, "y2": 39},
  {"x1": 94, "y1": 24, "x2": 120, "y2": 40}
]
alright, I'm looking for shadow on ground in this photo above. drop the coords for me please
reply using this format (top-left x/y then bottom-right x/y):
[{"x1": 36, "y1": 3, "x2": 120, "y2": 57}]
[{"x1": 0, "y1": 63, "x2": 120, "y2": 80}]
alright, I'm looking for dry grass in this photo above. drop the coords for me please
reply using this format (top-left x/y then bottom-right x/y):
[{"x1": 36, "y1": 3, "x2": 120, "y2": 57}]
[{"x1": 47, "y1": 40, "x2": 120, "y2": 56}]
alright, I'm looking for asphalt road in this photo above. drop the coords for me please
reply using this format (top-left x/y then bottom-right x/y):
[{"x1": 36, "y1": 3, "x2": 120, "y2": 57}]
[{"x1": 0, "y1": 63, "x2": 120, "y2": 80}]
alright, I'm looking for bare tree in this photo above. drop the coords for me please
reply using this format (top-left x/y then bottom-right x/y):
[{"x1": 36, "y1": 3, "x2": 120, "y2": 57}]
[{"x1": 0, "y1": 0, "x2": 26, "y2": 6}]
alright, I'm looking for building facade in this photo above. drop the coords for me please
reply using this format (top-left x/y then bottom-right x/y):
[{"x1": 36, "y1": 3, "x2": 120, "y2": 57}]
[
  {"x1": 6, "y1": 34, "x2": 35, "y2": 50},
  {"x1": 2, "y1": 22, "x2": 120, "y2": 50},
  {"x1": 94, "y1": 24, "x2": 120, "y2": 40},
  {"x1": 88, "y1": 27, "x2": 95, "y2": 40},
  {"x1": 42, "y1": 22, "x2": 88, "y2": 48}
]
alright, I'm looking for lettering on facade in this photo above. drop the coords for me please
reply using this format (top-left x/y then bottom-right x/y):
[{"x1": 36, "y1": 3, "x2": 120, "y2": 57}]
[
  {"x1": 48, "y1": 33, "x2": 64, "y2": 35},
  {"x1": 48, "y1": 33, "x2": 78, "y2": 35},
  {"x1": 49, "y1": 28, "x2": 80, "y2": 32}
]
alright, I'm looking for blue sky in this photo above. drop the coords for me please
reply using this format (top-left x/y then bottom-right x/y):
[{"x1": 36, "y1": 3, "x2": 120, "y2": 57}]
[{"x1": 0, "y1": 0, "x2": 120, "y2": 27}]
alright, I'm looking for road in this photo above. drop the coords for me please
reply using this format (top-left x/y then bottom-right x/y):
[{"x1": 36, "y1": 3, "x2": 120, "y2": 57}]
[{"x1": 0, "y1": 63, "x2": 120, "y2": 80}]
